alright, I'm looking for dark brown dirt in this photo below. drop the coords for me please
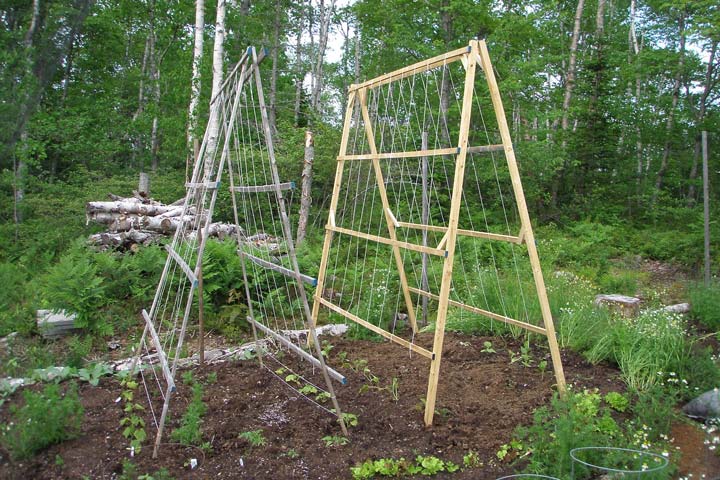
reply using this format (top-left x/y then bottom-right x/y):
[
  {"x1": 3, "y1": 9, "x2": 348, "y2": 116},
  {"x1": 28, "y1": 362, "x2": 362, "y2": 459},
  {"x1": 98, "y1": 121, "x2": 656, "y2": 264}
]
[{"x1": 0, "y1": 333, "x2": 693, "y2": 479}]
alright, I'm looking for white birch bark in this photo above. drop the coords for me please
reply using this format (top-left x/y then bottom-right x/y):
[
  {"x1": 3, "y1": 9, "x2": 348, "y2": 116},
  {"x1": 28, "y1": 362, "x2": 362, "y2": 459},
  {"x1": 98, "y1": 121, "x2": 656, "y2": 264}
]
[
  {"x1": 205, "y1": 0, "x2": 226, "y2": 180},
  {"x1": 187, "y1": 0, "x2": 205, "y2": 169}
]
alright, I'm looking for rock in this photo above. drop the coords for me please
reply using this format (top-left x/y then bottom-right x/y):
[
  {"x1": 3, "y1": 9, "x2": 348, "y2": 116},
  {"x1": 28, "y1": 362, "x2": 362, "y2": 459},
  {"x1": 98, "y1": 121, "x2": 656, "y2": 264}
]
[
  {"x1": 663, "y1": 303, "x2": 690, "y2": 314},
  {"x1": 683, "y1": 388, "x2": 720, "y2": 420},
  {"x1": 36, "y1": 309, "x2": 80, "y2": 339},
  {"x1": 594, "y1": 294, "x2": 641, "y2": 317},
  {"x1": 107, "y1": 340, "x2": 121, "y2": 350}
]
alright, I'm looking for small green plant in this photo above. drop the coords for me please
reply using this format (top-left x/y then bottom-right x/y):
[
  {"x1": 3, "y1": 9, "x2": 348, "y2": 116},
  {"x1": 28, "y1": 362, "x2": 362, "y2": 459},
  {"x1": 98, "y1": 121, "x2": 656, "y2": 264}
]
[
  {"x1": 351, "y1": 453, "x2": 469, "y2": 478},
  {"x1": 604, "y1": 391, "x2": 629, "y2": 412},
  {"x1": 75, "y1": 362, "x2": 112, "y2": 386},
  {"x1": 0, "y1": 382, "x2": 84, "y2": 460},
  {"x1": 389, "y1": 377, "x2": 400, "y2": 401},
  {"x1": 170, "y1": 376, "x2": 206, "y2": 446},
  {"x1": 205, "y1": 371, "x2": 218, "y2": 384},
  {"x1": 238, "y1": 429, "x2": 266, "y2": 448},
  {"x1": 322, "y1": 435, "x2": 349, "y2": 447},
  {"x1": 321, "y1": 340, "x2": 334, "y2": 358},
  {"x1": 55, "y1": 454, "x2": 64, "y2": 466},
  {"x1": 340, "y1": 412, "x2": 359, "y2": 427},
  {"x1": 538, "y1": 359, "x2": 548, "y2": 376},
  {"x1": 283, "y1": 448, "x2": 299, "y2": 459},
  {"x1": 463, "y1": 450, "x2": 482, "y2": 468},
  {"x1": 285, "y1": 373, "x2": 301, "y2": 385},
  {"x1": 481, "y1": 341, "x2": 496, "y2": 353},
  {"x1": 119, "y1": 377, "x2": 147, "y2": 454},
  {"x1": 299, "y1": 384, "x2": 318, "y2": 395},
  {"x1": 315, "y1": 391, "x2": 331, "y2": 403}
]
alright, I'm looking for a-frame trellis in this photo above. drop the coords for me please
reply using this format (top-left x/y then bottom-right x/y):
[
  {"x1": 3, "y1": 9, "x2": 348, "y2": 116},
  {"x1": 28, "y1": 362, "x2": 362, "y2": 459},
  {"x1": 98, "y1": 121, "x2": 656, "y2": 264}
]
[
  {"x1": 311, "y1": 39, "x2": 567, "y2": 426},
  {"x1": 132, "y1": 47, "x2": 346, "y2": 458}
]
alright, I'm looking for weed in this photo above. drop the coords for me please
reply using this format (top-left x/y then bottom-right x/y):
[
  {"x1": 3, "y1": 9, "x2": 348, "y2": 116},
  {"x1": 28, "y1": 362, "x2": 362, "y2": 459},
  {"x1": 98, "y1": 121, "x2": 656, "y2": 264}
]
[
  {"x1": 238, "y1": 429, "x2": 266, "y2": 448},
  {"x1": 322, "y1": 435, "x2": 349, "y2": 447},
  {"x1": 0, "y1": 382, "x2": 84, "y2": 460}
]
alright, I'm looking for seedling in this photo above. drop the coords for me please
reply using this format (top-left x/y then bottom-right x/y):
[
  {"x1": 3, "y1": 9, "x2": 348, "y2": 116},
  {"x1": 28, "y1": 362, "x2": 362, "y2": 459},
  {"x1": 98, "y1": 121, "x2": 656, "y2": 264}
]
[
  {"x1": 481, "y1": 341, "x2": 496, "y2": 353},
  {"x1": 119, "y1": 378, "x2": 147, "y2": 454},
  {"x1": 320, "y1": 341, "x2": 334, "y2": 358},
  {"x1": 463, "y1": 450, "x2": 482, "y2": 468},
  {"x1": 322, "y1": 435, "x2": 349, "y2": 447},
  {"x1": 239, "y1": 429, "x2": 266, "y2": 448},
  {"x1": 315, "y1": 391, "x2": 331, "y2": 403},
  {"x1": 299, "y1": 384, "x2": 318, "y2": 395},
  {"x1": 285, "y1": 373, "x2": 301, "y2": 386}
]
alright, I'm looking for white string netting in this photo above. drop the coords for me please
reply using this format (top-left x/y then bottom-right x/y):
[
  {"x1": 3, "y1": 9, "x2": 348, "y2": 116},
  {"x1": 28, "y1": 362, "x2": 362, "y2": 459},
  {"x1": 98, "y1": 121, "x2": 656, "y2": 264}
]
[
  {"x1": 322, "y1": 53, "x2": 543, "y2": 353},
  {"x1": 136, "y1": 50, "x2": 345, "y2": 455}
]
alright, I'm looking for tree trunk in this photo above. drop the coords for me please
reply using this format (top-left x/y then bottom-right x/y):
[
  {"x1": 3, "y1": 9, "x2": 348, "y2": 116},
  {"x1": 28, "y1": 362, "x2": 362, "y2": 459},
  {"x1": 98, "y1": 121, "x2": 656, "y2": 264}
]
[
  {"x1": 206, "y1": 0, "x2": 226, "y2": 180},
  {"x1": 311, "y1": 0, "x2": 335, "y2": 113},
  {"x1": 296, "y1": 130, "x2": 314, "y2": 246},
  {"x1": 293, "y1": 7, "x2": 304, "y2": 127},
  {"x1": 687, "y1": 39, "x2": 717, "y2": 206},
  {"x1": 187, "y1": 0, "x2": 205, "y2": 181},
  {"x1": 268, "y1": 0, "x2": 281, "y2": 134},
  {"x1": 652, "y1": 12, "x2": 685, "y2": 205}
]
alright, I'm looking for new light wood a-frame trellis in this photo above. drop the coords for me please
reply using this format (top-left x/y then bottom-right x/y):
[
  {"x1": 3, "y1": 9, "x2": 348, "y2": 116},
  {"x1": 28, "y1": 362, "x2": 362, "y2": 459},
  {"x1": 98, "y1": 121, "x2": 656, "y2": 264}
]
[
  {"x1": 132, "y1": 47, "x2": 346, "y2": 458},
  {"x1": 312, "y1": 39, "x2": 567, "y2": 426}
]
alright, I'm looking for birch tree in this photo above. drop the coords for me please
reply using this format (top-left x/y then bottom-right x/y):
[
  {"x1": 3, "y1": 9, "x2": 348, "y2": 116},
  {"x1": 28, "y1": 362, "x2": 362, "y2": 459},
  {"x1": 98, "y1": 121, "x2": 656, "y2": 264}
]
[
  {"x1": 205, "y1": 0, "x2": 227, "y2": 180},
  {"x1": 187, "y1": 0, "x2": 205, "y2": 178}
]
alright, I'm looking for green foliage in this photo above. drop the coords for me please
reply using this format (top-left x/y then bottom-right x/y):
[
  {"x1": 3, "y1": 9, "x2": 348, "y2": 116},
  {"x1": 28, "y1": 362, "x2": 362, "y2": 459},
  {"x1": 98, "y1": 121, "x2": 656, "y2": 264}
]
[
  {"x1": 604, "y1": 391, "x2": 630, "y2": 413},
  {"x1": 0, "y1": 262, "x2": 33, "y2": 336},
  {"x1": 688, "y1": 281, "x2": 720, "y2": 331},
  {"x1": 238, "y1": 429, "x2": 266, "y2": 448},
  {"x1": 40, "y1": 245, "x2": 111, "y2": 336},
  {"x1": 170, "y1": 375, "x2": 207, "y2": 446},
  {"x1": 119, "y1": 377, "x2": 147, "y2": 454},
  {"x1": 322, "y1": 435, "x2": 349, "y2": 447},
  {"x1": 0, "y1": 382, "x2": 84, "y2": 460},
  {"x1": 351, "y1": 454, "x2": 463, "y2": 478},
  {"x1": 66, "y1": 335, "x2": 93, "y2": 368}
]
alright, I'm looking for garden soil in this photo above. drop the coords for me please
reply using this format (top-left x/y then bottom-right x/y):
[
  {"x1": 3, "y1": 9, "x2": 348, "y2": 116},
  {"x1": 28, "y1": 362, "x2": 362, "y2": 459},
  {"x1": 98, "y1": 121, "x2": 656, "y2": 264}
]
[{"x1": 0, "y1": 333, "x2": 716, "y2": 479}]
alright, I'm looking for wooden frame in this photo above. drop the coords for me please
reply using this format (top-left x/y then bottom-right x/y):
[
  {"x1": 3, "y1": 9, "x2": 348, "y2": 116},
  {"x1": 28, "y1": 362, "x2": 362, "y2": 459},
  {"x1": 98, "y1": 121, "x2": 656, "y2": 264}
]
[{"x1": 311, "y1": 39, "x2": 567, "y2": 427}]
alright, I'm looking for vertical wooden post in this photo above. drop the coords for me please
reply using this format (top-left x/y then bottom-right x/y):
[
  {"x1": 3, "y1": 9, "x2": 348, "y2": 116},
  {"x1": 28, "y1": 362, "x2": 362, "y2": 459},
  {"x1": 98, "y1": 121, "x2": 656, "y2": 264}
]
[
  {"x1": 421, "y1": 130, "x2": 429, "y2": 326},
  {"x1": 358, "y1": 87, "x2": 419, "y2": 334},
  {"x1": 477, "y1": 39, "x2": 567, "y2": 395},
  {"x1": 703, "y1": 130, "x2": 711, "y2": 286},
  {"x1": 424, "y1": 45, "x2": 477, "y2": 426},
  {"x1": 197, "y1": 229, "x2": 205, "y2": 366}
]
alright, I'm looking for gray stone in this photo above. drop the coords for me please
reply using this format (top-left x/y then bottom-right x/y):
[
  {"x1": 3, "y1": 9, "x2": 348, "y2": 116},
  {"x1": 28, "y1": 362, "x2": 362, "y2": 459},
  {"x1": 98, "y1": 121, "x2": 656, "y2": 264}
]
[
  {"x1": 36, "y1": 309, "x2": 80, "y2": 339},
  {"x1": 663, "y1": 303, "x2": 690, "y2": 314},
  {"x1": 594, "y1": 294, "x2": 641, "y2": 317},
  {"x1": 683, "y1": 388, "x2": 720, "y2": 420}
]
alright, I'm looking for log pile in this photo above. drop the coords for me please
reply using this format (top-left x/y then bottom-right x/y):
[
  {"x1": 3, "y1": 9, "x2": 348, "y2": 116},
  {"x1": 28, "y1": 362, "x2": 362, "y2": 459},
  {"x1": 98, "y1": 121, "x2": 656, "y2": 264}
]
[{"x1": 87, "y1": 193, "x2": 242, "y2": 250}]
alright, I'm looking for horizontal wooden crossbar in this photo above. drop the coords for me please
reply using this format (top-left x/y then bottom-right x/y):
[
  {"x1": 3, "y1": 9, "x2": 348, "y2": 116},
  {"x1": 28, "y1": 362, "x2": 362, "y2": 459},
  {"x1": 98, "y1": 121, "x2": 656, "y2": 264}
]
[
  {"x1": 467, "y1": 144, "x2": 505, "y2": 154},
  {"x1": 240, "y1": 250, "x2": 317, "y2": 286},
  {"x1": 396, "y1": 222, "x2": 523, "y2": 244},
  {"x1": 338, "y1": 147, "x2": 458, "y2": 161},
  {"x1": 164, "y1": 245, "x2": 198, "y2": 287},
  {"x1": 326, "y1": 224, "x2": 447, "y2": 257},
  {"x1": 141, "y1": 309, "x2": 176, "y2": 392},
  {"x1": 247, "y1": 316, "x2": 346, "y2": 384},
  {"x1": 315, "y1": 297, "x2": 434, "y2": 359},
  {"x1": 230, "y1": 181, "x2": 295, "y2": 193},
  {"x1": 407, "y1": 287, "x2": 547, "y2": 335},
  {"x1": 350, "y1": 45, "x2": 471, "y2": 91},
  {"x1": 185, "y1": 181, "x2": 220, "y2": 189}
]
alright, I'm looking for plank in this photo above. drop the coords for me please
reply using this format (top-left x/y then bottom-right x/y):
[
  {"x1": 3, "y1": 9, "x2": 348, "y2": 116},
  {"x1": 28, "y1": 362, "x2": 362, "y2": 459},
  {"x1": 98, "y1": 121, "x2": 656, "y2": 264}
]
[
  {"x1": 315, "y1": 296, "x2": 433, "y2": 360},
  {"x1": 423, "y1": 39, "x2": 479, "y2": 427},
  {"x1": 408, "y1": 287, "x2": 547, "y2": 335},
  {"x1": 477, "y1": 39, "x2": 567, "y2": 394},
  {"x1": 230, "y1": 181, "x2": 295, "y2": 193},
  {"x1": 350, "y1": 45, "x2": 470, "y2": 91},
  {"x1": 185, "y1": 180, "x2": 221, "y2": 189},
  {"x1": 326, "y1": 224, "x2": 446, "y2": 257},
  {"x1": 337, "y1": 147, "x2": 458, "y2": 161},
  {"x1": 247, "y1": 316, "x2": 346, "y2": 385},
  {"x1": 396, "y1": 222, "x2": 523, "y2": 244},
  {"x1": 240, "y1": 249, "x2": 317, "y2": 286},
  {"x1": 164, "y1": 245, "x2": 198, "y2": 287},
  {"x1": 141, "y1": 309, "x2": 176, "y2": 392}
]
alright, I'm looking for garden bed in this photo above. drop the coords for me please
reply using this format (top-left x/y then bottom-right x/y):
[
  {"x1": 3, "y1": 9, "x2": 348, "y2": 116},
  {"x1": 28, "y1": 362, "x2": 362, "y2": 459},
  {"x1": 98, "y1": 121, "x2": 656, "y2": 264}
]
[{"x1": 0, "y1": 333, "x2": 629, "y2": 479}]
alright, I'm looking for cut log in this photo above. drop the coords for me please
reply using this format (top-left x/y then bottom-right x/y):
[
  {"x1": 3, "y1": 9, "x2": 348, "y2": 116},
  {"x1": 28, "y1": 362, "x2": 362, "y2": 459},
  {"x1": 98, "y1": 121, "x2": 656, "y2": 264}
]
[{"x1": 86, "y1": 200, "x2": 185, "y2": 216}]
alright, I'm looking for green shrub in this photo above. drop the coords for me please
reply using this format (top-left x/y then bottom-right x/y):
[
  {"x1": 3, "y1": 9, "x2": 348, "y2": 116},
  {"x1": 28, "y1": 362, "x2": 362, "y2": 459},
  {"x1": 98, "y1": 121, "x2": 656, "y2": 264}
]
[
  {"x1": 0, "y1": 262, "x2": 33, "y2": 336},
  {"x1": 40, "y1": 245, "x2": 110, "y2": 335},
  {"x1": 688, "y1": 281, "x2": 720, "y2": 331},
  {"x1": 0, "y1": 382, "x2": 84, "y2": 459},
  {"x1": 66, "y1": 335, "x2": 93, "y2": 368}
]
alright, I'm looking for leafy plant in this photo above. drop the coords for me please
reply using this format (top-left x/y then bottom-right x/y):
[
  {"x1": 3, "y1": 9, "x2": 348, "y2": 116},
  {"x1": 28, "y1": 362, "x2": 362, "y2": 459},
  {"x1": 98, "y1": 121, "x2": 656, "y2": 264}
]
[
  {"x1": 119, "y1": 377, "x2": 147, "y2": 454},
  {"x1": 0, "y1": 382, "x2": 84, "y2": 460},
  {"x1": 604, "y1": 391, "x2": 629, "y2": 412},
  {"x1": 238, "y1": 429, "x2": 266, "y2": 448},
  {"x1": 75, "y1": 362, "x2": 112, "y2": 386},
  {"x1": 322, "y1": 435, "x2": 349, "y2": 447},
  {"x1": 480, "y1": 341, "x2": 496, "y2": 353},
  {"x1": 689, "y1": 281, "x2": 720, "y2": 331}
]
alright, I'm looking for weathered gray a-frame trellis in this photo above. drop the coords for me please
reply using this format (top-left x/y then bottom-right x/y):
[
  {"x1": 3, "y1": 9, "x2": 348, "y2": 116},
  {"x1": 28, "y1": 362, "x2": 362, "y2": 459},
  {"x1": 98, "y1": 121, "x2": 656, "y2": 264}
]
[
  {"x1": 132, "y1": 47, "x2": 345, "y2": 458},
  {"x1": 311, "y1": 39, "x2": 567, "y2": 426}
]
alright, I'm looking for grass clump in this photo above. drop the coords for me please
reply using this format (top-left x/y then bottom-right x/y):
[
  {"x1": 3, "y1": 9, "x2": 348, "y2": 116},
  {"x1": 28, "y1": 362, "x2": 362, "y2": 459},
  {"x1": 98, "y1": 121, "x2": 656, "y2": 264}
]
[{"x1": 0, "y1": 382, "x2": 84, "y2": 460}]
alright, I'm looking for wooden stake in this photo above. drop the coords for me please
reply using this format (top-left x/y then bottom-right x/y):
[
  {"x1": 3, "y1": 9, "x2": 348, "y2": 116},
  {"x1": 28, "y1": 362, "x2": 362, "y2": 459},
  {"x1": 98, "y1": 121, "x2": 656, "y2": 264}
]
[
  {"x1": 423, "y1": 40, "x2": 478, "y2": 427},
  {"x1": 421, "y1": 131, "x2": 429, "y2": 327},
  {"x1": 198, "y1": 230, "x2": 205, "y2": 366},
  {"x1": 477, "y1": 39, "x2": 567, "y2": 395},
  {"x1": 358, "y1": 87, "x2": 419, "y2": 333}
]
